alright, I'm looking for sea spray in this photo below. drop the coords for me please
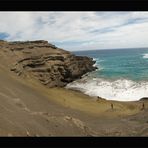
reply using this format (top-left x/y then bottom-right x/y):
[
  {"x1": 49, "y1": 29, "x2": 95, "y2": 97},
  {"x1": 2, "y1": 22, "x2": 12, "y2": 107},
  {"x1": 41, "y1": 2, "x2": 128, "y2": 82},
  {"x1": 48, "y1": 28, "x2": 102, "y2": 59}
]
[
  {"x1": 71, "y1": 48, "x2": 148, "y2": 101},
  {"x1": 143, "y1": 53, "x2": 148, "y2": 59},
  {"x1": 66, "y1": 77, "x2": 148, "y2": 101}
]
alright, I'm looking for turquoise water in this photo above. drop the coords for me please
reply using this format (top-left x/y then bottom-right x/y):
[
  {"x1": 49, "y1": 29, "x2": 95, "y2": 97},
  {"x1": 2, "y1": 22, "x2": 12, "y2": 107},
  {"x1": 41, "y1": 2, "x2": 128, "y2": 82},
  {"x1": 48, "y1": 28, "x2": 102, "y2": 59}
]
[
  {"x1": 66, "y1": 48, "x2": 148, "y2": 101},
  {"x1": 73, "y1": 48, "x2": 148, "y2": 81}
]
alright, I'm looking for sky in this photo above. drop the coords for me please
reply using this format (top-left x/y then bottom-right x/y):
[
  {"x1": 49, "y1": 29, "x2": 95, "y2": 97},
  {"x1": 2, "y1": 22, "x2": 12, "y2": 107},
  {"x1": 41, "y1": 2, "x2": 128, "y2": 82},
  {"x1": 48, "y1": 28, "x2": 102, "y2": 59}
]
[{"x1": 0, "y1": 11, "x2": 148, "y2": 51}]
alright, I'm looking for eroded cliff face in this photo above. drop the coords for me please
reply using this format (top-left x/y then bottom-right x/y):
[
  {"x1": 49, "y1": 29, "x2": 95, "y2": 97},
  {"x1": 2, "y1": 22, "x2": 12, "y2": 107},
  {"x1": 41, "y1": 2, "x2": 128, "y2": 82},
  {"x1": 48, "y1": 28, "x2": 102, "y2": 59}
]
[{"x1": 0, "y1": 40, "x2": 97, "y2": 87}]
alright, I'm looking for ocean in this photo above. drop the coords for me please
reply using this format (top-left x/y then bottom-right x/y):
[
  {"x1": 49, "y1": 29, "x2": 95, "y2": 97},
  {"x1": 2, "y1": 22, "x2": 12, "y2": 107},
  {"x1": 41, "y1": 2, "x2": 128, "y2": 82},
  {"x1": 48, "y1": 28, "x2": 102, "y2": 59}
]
[{"x1": 66, "y1": 48, "x2": 148, "y2": 101}]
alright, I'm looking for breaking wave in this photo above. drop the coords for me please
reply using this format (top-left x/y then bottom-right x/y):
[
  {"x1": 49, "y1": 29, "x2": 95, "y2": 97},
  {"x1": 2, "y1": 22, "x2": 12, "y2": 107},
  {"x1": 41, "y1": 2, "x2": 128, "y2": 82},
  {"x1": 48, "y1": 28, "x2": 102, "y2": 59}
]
[
  {"x1": 93, "y1": 58, "x2": 104, "y2": 70},
  {"x1": 143, "y1": 53, "x2": 148, "y2": 59},
  {"x1": 66, "y1": 77, "x2": 148, "y2": 101}
]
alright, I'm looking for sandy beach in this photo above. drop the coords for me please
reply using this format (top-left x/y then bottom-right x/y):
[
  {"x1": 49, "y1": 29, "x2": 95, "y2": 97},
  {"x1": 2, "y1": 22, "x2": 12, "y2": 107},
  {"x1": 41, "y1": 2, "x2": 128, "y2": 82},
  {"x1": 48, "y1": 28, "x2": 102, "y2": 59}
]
[{"x1": 0, "y1": 63, "x2": 147, "y2": 136}]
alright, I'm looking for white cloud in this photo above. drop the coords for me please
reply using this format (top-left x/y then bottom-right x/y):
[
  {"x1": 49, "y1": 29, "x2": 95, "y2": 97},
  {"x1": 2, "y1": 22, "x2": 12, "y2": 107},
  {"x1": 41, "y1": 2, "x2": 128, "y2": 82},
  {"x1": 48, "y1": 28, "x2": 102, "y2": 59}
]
[{"x1": 0, "y1": 11, "x2": 148, "y2": 51}]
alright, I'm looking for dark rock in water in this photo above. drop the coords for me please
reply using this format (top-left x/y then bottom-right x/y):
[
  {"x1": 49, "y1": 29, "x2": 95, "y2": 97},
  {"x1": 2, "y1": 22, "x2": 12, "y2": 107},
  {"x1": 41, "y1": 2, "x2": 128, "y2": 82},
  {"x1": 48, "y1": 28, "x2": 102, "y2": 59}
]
[
  {"x1": 140, "y1": 97, "x2": 148, "y2": 101},
  {"x1": 0, "y1": 40, "x2": 97, "y2": 87},
  {"x1": 97, "y1": 96, "x2": 106, "y2": 101}
]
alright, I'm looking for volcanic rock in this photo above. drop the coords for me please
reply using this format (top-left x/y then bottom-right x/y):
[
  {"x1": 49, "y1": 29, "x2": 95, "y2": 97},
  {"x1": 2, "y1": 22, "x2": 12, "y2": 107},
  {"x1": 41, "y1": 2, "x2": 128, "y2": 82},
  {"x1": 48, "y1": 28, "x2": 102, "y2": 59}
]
[{"x1": 0, "y1": 40, "x2": 97, "y2": 87}]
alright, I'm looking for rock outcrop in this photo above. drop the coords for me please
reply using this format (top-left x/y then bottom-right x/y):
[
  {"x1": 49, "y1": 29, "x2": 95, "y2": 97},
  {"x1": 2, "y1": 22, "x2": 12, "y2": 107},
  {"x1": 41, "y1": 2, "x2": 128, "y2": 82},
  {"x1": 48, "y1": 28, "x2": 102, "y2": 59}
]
[
  {"x1": 0, "y1": 40, "x2": 97, "y2": 87},
  {"x1": 140, "y1": 97, "x2": 148, "y2": 101}
]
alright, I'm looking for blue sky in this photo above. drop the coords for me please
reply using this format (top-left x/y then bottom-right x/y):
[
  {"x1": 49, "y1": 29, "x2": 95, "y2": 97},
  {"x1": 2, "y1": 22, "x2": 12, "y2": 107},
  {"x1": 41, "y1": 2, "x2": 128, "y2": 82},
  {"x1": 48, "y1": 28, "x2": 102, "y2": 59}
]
[{"x1": 0, "y1": 12, "x2": 148, "y2": 51}]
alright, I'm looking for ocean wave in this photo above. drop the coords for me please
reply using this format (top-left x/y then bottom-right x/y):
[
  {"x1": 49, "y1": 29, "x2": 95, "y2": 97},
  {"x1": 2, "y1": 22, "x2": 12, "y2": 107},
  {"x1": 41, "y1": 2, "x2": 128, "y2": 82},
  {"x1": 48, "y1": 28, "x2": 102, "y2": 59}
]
[
  {"x1": 143, "y1": 53, "x2": 148, "y2": 59},
  {"x1": 93, "y1": 58, "x2": 104, "y2": 63},
  {"x1": 93, "y1": 58, "x2": 97, "y2": 61},
  {"x1": 93, "y1": 58, "x2": 104, "y2": 69},
  {"x1": 66, "y1": 77, "x2": 148, "y2": 101},
  {"x1": 93, "y1": 63, "x2": 104, "y2": 71}
]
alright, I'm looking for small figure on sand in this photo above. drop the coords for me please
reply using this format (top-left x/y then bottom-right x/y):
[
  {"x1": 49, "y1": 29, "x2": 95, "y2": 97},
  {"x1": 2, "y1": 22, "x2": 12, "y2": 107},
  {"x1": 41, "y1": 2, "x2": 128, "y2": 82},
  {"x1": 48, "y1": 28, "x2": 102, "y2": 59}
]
[
  {"x1": 111, "y1": 103, "x2": 114, "y2": 110},
  {"x1": 141, "y1": 103, "x2": 145, "y2": 110}
]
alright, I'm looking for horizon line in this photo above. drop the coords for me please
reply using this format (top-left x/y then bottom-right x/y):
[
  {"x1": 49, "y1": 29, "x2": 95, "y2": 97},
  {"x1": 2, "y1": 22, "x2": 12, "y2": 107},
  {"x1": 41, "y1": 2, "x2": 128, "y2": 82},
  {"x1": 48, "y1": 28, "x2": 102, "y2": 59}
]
[{"x1": 71, "y1": 46, "x2": 148, "y2": 52}]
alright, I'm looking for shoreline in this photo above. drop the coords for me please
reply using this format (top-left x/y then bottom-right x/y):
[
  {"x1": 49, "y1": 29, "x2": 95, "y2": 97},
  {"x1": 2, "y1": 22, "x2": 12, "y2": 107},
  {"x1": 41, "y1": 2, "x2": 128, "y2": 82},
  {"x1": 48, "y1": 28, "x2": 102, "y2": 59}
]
[
  {"x1": 27, "y1": 76, "x2": 147, "y2": 118},
  {"x1": 66, "y1": 75, "x2": 148, "y2": 102},
  {"x1": 2, "y1": 57, "x2": 147, "y2": 117}
]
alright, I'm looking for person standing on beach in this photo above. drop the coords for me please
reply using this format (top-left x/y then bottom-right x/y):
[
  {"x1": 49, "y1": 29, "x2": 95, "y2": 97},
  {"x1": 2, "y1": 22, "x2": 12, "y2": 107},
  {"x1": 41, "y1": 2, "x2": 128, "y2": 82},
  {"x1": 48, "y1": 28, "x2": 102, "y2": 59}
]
[
  {"x1": 111, "y1": 103, "x2": 113, "y2": 110},
  {"x1": 141, "y1": 103, "x2": 145, "y2": 110}
]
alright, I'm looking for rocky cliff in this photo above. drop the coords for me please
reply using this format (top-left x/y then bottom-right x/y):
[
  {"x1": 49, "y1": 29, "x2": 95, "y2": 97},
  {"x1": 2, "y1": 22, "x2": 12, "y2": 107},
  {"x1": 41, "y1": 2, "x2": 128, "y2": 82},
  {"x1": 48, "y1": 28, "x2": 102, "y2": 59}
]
[{"x1": 0, "y1": 40, "x2": 97, "y2": 87}]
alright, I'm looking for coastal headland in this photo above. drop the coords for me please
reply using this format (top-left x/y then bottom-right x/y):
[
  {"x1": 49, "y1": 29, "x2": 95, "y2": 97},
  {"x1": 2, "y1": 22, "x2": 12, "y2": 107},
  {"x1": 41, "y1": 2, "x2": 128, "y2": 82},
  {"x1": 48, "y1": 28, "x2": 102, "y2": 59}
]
[{"x1": 0, "y1": 40, "x2": 147, "y2": 136}]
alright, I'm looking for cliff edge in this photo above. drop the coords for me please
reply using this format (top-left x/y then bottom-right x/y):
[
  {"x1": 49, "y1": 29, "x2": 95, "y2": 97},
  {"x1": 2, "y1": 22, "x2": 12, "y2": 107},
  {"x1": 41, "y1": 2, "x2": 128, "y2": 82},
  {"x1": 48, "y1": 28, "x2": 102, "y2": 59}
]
[{"x1": 0, "y1": 40, "x2": 97, "y2": 87}]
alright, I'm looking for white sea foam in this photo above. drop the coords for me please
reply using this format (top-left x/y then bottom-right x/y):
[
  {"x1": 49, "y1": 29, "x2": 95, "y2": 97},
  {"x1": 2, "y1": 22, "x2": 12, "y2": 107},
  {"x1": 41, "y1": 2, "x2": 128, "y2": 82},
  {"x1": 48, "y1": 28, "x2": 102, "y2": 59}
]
[
  {"x1": 93, "y1": 58, "x2": 97, "y2": 61},
  {"x1": 143, "y1": 53, "x2": 148, "y2": 59},
  {"x1": 93, "y1": 58, "x2": 104, "y2": 63},
  {"x1": 93, "y1": 58, "x2": 98, "y2": 67},
  {"x1": 93, "y1": 58, "x2": 104, "y2": 70},
  {"x1": 93, "y1": 63, "x2": 98, "y2": 67},
  {"x1": 66, "y1": 77, "x2": 148, "y2": 101}
]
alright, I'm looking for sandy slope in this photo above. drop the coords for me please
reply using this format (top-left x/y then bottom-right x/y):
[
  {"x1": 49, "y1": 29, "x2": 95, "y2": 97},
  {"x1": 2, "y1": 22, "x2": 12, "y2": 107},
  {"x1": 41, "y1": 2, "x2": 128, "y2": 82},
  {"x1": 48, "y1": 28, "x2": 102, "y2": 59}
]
[
  {"x1": 0, "y1": 64, "x2": 147, "y2": 136},
  {"x1": 0, "y1": 66, "x2": 92, "y2": 136}
]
